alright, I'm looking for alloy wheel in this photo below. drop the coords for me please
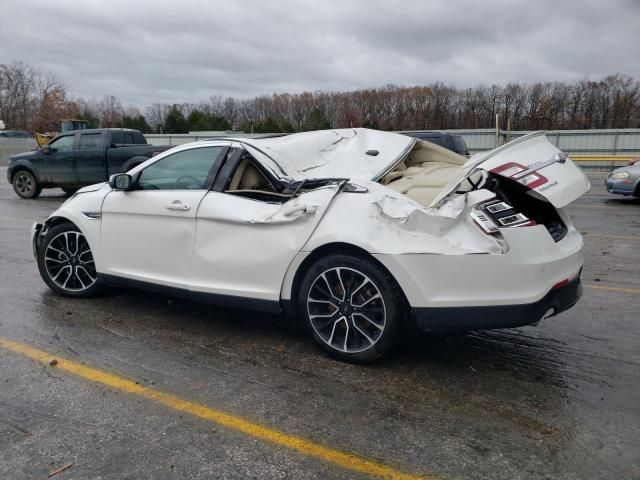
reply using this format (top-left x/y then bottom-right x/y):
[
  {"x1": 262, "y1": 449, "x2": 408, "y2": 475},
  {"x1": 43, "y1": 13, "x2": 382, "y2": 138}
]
[
  {"x1": 44, "y1": 231, "x2": 97, "y2": 292},
  {"x1": 306, "y1": 267, "x2": 387, "y2": 353},
  {"x1": 15, "y1": 172, "x2": 35, "y2": 196}
]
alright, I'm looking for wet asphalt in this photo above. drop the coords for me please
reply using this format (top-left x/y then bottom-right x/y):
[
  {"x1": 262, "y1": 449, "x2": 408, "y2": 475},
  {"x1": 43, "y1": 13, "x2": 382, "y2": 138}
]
[{"x1": 0, "y1": 169, "x2": 638, "y2": 480}]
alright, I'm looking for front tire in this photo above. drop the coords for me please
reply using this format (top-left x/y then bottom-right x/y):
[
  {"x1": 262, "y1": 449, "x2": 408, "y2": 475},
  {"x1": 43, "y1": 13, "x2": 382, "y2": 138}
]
[
  {"x1": 12, "y1": 170, "x2": 41, "y2": 199},
  {"x1": 37, "y1": 223, "x2": 103, "y2": 298},
  {"x1": 297, "y1": 254, "x2": 404, "y2": 363}
]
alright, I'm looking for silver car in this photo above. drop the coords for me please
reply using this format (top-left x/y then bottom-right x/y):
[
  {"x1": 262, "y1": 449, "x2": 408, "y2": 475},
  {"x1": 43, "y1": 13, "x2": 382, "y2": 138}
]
[{"x1": 605, "y1": 164, "x2": 640, "y2": 197}]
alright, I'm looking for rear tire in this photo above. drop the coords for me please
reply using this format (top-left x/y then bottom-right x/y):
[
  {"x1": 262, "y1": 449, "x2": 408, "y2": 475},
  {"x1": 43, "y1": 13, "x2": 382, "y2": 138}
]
[
  {"x1": 297, "y1": 254, "x2": 404, "y2": 363},
  {"x1": 37, "y1": 223, "x2": 103, "y2": 298},
  {"x1": 12, "y1": 170, "x2": 41, "y2": 199}
]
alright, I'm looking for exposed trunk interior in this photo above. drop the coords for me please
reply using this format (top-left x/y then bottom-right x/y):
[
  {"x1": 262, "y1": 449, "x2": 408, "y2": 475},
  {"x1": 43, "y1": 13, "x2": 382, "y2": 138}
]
[{"x1": 485, "y1": 174, "x2": 568, "y2": 242}]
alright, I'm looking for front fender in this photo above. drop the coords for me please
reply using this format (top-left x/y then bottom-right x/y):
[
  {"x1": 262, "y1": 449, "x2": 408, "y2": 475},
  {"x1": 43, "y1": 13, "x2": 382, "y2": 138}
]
[
  {"x1": 8, "y1": 158, "x2": 41, "y2": 183},
  {"x1": 37, "y1": 184, "x2": 110, "y2": 272}
]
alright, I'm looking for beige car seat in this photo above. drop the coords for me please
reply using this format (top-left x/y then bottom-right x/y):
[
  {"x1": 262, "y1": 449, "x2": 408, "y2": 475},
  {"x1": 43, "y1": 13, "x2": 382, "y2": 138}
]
[
  {"x1": 228, "y1": 159, "x2": 273, "y2": 191},
  {"x1": 384, "y1": 140, "x2": 467, "y2": 206}
]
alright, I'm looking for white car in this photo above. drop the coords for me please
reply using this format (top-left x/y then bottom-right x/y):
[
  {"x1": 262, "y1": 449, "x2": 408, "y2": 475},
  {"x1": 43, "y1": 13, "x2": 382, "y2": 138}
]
[{"x1": 32, "y1": 129, "x2": 590, "y2": 363}]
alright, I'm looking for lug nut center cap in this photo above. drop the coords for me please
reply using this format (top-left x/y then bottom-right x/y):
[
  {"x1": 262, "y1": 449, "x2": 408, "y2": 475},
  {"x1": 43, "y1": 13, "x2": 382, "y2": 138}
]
[{"x1": 339, "y1": 303, "x2": 353, "y2": 315}]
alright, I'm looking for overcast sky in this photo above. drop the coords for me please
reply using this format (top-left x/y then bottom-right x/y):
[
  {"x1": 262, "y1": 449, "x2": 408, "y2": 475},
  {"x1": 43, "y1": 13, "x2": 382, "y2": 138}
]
[{"x1": 1, "y1": 0, "x2": 639, "y2": 107}]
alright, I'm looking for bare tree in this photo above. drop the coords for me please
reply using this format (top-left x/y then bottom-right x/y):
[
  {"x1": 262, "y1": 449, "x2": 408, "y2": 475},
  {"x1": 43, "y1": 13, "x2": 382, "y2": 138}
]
[
  {"x1": 31, "y1": 72, "x2": 77, "y2": 132},
  {"x1": 0, "y1": 62, "x2": 36, "y2": 129},
  {"x1": 96, "y1": 95, "x2": 123, "y2": 127},
  {"x1": 3, "y1": 61, "x2": 640, "y2": 134},
  {"x1": 145, "y1": 103, "x2": 169, "y2": 132}
]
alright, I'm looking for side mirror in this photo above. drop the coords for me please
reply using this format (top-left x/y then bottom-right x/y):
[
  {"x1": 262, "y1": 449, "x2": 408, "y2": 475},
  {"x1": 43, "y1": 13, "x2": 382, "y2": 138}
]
[{"x1": 109, "y1": 173, "x2": 133, "y2": 190}]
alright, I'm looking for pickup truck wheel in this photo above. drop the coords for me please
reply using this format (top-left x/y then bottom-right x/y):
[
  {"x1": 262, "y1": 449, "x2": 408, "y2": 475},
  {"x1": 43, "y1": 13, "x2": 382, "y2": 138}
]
[
  {"x1": 37, "y1": 223, "x2": 103, "y2": 298},
  {"x1": 13, "y1": 170, "x2": 41, "y2": 199}
]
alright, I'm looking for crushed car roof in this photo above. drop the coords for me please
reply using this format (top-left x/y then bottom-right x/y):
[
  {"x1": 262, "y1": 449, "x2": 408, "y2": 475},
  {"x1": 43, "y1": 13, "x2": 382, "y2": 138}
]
[{"x1": 226, "y1": 128, "x2": 416, "y2": 181}]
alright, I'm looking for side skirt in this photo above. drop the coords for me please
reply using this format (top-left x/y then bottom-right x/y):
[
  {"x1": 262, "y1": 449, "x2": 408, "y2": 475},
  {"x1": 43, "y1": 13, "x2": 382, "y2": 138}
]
[{"x1": 99, "y1": 274, "x2": 282, "y2": 314}]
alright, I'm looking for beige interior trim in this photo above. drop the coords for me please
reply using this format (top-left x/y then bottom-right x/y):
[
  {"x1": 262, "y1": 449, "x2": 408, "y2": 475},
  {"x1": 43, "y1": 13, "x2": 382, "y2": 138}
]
[
  {"x1": 383, "y1": 139, "x2": 468, "y2": 206},
  {"x1": 406, "y1": 139, "x2": 467, "y2": 167},
  {"x1": 228, "y1": 159, "x2": 276, "y2": 192}
]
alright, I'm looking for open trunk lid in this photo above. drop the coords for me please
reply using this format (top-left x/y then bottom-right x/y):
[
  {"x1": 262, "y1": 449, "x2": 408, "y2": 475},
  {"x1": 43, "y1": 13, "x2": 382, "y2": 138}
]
[{"x1": 430, "y1": 132, "x2": 590, "y2": 208}]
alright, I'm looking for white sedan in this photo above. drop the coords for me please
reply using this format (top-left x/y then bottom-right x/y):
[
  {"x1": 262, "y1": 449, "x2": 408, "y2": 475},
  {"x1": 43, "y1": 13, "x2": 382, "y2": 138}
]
[{"x1": 32, "y1": 128, "x2": 589, "y2": 363}]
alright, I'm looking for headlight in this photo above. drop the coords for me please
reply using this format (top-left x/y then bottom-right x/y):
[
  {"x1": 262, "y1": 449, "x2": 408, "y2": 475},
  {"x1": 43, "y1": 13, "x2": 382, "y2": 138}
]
[{"x1": 611, "y1": 171, "x2": 630, "y2": 179}]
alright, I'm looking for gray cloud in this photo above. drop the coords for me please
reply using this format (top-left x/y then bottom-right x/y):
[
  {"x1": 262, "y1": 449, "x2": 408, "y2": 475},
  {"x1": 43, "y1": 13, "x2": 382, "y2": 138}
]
[{"x1": 1, "y1": 0, "x2": 638, "y2": 107}]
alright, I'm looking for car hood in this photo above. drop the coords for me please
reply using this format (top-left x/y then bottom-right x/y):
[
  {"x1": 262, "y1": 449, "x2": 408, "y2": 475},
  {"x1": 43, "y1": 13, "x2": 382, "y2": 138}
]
[
  {"x1": 77, "y1": 182, "x2": 108, "y2": 194},
  {"x1": 9, "y1": 150, "x2": 38, "y2": 162},
  {"x1": 237, "y1": 128, "x2": 415, "y2": 181},
  {"x1": 609, "y1": 164, "x2": 640, "y2": 175}
]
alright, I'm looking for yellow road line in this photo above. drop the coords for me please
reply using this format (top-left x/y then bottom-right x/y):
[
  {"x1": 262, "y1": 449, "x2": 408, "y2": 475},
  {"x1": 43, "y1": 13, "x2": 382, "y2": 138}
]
[
  {"x1": 585, "y1": 284, "x2": 640, "y2": 294},
  {"x1": 584, "y1": 234, "x2": 640, "y2": 241},
  {"x1": 569, "y1": 204, "x2": 618, "y2": 208},
  {"x1": 0, "y1": 337, "x2": 432, "y2": 480}
]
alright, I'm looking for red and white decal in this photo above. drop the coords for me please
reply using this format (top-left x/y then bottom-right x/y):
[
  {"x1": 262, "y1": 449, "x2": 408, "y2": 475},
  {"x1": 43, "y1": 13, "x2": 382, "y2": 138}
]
[{"x1": 490, "y1": 162, "x2": 548, "y2": 189}]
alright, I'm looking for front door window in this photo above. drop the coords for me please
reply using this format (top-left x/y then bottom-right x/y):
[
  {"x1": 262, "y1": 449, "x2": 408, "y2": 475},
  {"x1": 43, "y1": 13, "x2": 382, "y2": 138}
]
[
  {"x1": 138, "y1": 147, "x2": 223, "y2": 190},
  {"x1": 49, "y1": 135, "x2": 74, "y2": 152}
]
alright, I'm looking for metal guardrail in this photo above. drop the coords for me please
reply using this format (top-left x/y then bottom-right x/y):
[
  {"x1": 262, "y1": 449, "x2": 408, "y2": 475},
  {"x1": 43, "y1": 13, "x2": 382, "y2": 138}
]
[
  {"x1": 2, "y1": 130, "x2": 639, "y2": 172},
  {"x1": 0, "y1": 138, "x2": 37, "y2": 165},
  {"x1": 569, "y1": 155, "x2": 635, "y2": 172}
]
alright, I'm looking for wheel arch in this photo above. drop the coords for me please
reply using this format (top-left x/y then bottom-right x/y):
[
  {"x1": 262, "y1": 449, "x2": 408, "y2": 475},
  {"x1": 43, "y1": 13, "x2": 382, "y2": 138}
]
[
  {"x1": 40, "y1": 215, "x2": 98, "y2": 256},
  {"x1": 10, "y1": 163, "x2": 39, "y2": 183},
  {"x1": 43, "y1": 215, "x2": 77, "y2": 230},
  {"x1": 38, "y1": 216, "x2": 82, "y2": 251},
  {"x1": 123, "y1": 155, "x2": 150, "y2": 171},
  {"x1": 36, "y1": 218, "x2": 103, "y2": 297},
  {"x1": 283, "y1": 242, "x2": 410, "y2": 317}
]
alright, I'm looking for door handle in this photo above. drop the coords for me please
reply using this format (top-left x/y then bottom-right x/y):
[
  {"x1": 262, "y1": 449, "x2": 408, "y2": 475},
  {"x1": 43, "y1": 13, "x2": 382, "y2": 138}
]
[{"x1": 165, "y1": 201, "x2": 190, "y2": 211}]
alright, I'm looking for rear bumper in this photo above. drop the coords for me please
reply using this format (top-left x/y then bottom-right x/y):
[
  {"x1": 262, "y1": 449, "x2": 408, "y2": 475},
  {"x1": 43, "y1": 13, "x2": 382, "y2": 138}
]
[
  {"x1": 412, "y1": 272, "x2": 582, "y2": 332},
  {"x1": 375, "y1": 224, "x2": 583, "y2": 307}
]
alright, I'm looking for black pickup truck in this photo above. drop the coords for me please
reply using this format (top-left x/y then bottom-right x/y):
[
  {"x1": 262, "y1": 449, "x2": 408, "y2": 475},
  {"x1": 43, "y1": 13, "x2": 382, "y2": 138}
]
[{"x1": 6, "y1": 128, "x2": 170, "y2": 198}]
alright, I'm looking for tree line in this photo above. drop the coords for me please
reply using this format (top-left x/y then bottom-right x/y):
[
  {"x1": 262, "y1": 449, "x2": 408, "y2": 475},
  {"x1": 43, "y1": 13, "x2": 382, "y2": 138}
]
[{"x1": 1, "y1": 61, "x2": 639, "y2": 134}]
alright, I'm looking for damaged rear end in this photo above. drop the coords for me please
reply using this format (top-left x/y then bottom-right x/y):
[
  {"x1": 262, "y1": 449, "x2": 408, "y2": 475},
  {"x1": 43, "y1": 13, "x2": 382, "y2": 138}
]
[
  {"x1": 244, "y1": 128, "x2": 588, "y2": 331},
  {"x1": 371, "y1": 132, "x2": 589, "y2": 332},
  {"x1": 434, "y1": 131, "x2": 590, "y2": 240}
]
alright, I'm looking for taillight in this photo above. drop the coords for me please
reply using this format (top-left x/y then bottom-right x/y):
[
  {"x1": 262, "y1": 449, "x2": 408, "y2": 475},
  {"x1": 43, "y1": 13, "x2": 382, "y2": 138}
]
[
  {"x1": 470, "y1": 209, "x2": 499, "y2": 234},
  {"x1": 552, "y1": 279, "x2": 569, "y2": 289},
  {"x1": 471, "y1": 199, "x2": 534, "y2": 234}
]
